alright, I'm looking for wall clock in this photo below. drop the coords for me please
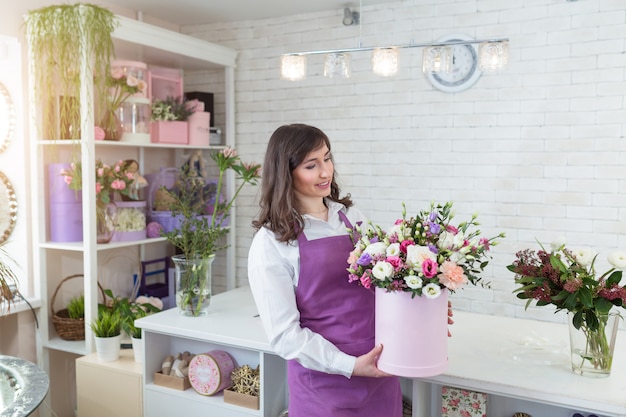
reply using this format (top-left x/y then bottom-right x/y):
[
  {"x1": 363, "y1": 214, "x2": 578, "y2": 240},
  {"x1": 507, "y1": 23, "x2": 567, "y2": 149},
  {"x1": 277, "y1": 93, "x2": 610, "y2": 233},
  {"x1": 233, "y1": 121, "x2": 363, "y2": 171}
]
[{"x1": 425, "y1": 34, "x2": 482, "y2": 93}]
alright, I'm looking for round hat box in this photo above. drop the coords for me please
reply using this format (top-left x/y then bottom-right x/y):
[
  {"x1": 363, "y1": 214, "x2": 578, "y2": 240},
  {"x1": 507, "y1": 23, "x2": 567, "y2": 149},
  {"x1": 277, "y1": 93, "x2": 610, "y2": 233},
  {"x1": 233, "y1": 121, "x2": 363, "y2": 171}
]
[{"x1": 188, "y1": 350, "x2": 236, "y2": 396}]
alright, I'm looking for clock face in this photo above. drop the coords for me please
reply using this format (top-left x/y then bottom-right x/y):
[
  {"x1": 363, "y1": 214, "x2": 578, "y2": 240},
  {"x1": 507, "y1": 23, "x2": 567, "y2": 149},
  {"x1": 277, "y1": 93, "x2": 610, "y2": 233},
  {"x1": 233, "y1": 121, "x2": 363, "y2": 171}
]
[{"x1": 426, "y1": 35, "x2": 482, "y2": 93}]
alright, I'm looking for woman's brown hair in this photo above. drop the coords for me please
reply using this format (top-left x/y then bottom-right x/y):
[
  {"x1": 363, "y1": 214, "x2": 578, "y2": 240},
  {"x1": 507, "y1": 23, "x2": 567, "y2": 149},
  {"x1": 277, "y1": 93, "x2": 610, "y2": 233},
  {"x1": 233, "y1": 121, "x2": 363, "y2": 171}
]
[{"x1": 252, "y1": 124, "x2": 353, "y2": 242}]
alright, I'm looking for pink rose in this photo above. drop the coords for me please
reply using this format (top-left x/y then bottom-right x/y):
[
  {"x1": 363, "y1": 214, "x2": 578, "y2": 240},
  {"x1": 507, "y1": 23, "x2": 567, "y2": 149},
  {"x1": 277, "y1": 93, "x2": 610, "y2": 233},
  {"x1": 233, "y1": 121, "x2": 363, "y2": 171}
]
[
  {"x1": 111, "y1": 179, "x2": 126, "y2": 190},
  {"x1": 400, "y1": 239, "x2": 414, "y2": 254}
]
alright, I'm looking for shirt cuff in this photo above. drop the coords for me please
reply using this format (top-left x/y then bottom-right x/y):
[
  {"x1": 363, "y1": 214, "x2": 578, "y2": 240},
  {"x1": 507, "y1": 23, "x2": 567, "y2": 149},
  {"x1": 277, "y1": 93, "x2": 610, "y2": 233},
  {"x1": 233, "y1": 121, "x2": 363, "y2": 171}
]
[{"x1": 332, "y1": 351, "x2": 357, "y2": 379}]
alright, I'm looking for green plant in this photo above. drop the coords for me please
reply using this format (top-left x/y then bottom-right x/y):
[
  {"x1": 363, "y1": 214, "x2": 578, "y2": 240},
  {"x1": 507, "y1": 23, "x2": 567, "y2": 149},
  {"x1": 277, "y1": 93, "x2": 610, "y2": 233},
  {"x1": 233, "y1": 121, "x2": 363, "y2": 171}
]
[
  {"x1": 25, "y1": 3, "x2": 118, "y2": 140},
  {"x1": 161, "y1": 147, "x2": 261, "y2": 260},
  {"x1": 67, "y1": 295, "x2": 84, "y2": 319},
  {"x1": 103, "y1": 289, "x2": 161, "y2": 338},
  {"x1": 90, "y1": 308, "x2": 122, "y2": 338},
  {"x1": 151, "y1": 96, "x2": 196, "y2": 122}
]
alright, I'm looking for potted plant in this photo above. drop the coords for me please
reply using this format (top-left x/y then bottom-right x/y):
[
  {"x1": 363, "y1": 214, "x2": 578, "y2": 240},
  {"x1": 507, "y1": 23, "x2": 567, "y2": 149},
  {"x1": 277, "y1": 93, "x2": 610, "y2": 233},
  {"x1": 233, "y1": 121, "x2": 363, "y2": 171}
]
[
  {"x1": 90, "y1": 308, "x2": 123, "y2": 362},
  {"x1": 150, "y1": 96, "x2": 197, "y2": 144},
  {"x1": 25, "y1": 3, "x2": 118, "y2": 141},
  {"x1": 161, "y1": 148, "x2": 261, "y2": 316},
  {"x1": 104, "y1": 290, "x2": 162, "y2": 362}
]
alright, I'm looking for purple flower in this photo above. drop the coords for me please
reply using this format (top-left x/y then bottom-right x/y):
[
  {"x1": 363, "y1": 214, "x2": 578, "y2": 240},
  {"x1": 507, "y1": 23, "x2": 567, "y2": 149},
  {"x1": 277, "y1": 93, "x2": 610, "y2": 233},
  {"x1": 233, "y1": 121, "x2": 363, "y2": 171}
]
[
  {"x1": 428, "y1": 222, "x2": 441, "y2": 234},
  {"x1": 428, "y1": 244, "x2": 439, "y2": 255},
  {"x1": 357, "y1": 253, "x2": 373, "y2": 266}
]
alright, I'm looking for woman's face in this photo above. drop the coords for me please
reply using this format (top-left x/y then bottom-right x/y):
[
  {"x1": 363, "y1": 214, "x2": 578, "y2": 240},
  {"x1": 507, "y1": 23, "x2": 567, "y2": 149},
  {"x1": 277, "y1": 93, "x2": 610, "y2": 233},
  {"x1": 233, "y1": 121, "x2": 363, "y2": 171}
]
[{"x1": 292, "y1": 144, "x2": 334, "y2": 202}]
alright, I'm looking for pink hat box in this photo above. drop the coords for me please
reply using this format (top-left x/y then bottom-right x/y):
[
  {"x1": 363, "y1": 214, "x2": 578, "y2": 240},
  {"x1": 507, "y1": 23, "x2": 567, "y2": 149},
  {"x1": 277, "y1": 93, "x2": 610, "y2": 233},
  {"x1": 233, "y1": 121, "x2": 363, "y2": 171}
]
[{"x1": 188, "y1": 350, "x2": 237, "y2": 396}]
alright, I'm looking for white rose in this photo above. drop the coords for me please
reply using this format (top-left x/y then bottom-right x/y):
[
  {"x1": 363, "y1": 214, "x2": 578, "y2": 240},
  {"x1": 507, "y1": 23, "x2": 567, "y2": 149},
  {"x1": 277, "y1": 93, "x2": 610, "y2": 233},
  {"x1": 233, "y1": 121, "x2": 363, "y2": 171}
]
[
  {"x1": 364, "y1": 242, "x2": 388, "y2": 257},
  {"x1": 386, "y1": 242, "x2": 401, "y2": 257},
  {"x1": 608, "y1": 251, "x2": 626, "y2": 270},
  {"x1": 422, "y1": 283, "x2": 442, "y2": 299},
  {"x1": 404, "y1": 275, "x2": 423, "y2": 289},
  {"x1": 573, "y1": 247, "x2": 596, "y2": 267},
  {"x1": 406, "y1": 245, "x2": 437, "y2": 269},
  {"x1": 372, "y1": 261, "x2": 394, "y2": 280}
]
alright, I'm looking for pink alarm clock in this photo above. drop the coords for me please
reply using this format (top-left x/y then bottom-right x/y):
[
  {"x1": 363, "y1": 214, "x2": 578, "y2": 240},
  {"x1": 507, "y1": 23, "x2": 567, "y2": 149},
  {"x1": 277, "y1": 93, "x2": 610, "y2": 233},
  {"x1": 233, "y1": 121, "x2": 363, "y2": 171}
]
[{"x1": 188, "y1": 350, "x2": 236, "y2": 396}]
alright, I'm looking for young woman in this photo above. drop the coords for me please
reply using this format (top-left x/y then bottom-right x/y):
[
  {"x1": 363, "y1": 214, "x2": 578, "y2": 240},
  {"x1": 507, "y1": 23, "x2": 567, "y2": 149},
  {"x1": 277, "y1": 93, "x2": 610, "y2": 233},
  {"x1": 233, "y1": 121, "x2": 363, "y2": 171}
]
[{"x1": 247, "y1": 124, "x2": 403, "y2": 417}]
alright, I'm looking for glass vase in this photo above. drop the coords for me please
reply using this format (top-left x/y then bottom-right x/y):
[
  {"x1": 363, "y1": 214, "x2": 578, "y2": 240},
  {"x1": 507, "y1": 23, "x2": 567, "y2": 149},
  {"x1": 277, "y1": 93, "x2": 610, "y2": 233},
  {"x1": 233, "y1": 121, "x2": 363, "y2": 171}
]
[
  {"x1": 96, "y1": 201, "x2": 117, "y2": 244},
  {"x1": 172, "y1": 254, "x2": 215, "y2": 317},
  {"x1": 100, "y1": 107, "x2": 123, "y2": 141},
  {"x1": 568, "y1": 310, "x2": 620, "y2": 378}
]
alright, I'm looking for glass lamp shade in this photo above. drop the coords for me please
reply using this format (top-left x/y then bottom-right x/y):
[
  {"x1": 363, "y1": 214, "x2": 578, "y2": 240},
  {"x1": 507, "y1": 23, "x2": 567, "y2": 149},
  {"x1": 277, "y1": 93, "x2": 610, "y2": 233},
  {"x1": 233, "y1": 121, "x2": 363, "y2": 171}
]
[
  {"x1": 323, "y1": 53, "x2": 352, "y2": 78},
  {"x1": 280, "y1": 55, "x2": 307, "y2": 81},
  {"x1": 422, "y1": 46, "x2": 452, "y2": 73},
  {"x1": 479, "y1": 41, "x2": 509, "y2": 72},
  {"x1": 372, "y1": 48, "x2": 399, "y2": 77}
]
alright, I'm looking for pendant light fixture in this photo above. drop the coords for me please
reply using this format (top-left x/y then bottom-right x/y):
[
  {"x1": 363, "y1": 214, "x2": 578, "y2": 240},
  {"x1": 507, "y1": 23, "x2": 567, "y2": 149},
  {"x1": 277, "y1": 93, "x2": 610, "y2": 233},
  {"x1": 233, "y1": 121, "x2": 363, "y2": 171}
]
[{"x1": 279, "y1": 1, "x2": 509, "y2": 82}]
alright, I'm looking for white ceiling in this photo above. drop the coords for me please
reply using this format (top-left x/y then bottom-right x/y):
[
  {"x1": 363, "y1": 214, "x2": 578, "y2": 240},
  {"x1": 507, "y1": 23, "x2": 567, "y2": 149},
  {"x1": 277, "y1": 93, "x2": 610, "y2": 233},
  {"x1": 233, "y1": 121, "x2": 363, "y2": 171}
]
[{"x1": 105, "y1": 0, "x2": 396, "y2": 26}]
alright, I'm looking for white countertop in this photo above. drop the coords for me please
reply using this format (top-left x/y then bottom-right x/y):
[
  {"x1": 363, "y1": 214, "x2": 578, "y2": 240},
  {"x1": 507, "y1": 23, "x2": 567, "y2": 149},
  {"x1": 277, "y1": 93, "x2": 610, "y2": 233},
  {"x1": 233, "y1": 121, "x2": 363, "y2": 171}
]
[
  {"x1": 135, "y1": 286, "x2": 271, "y2": 352},
  {"x1": 429, "y1": 309, "x2": 626, "y2": 416},
  {"x1": 137, "y1": 286, "x2": 626, "y2": 416}
]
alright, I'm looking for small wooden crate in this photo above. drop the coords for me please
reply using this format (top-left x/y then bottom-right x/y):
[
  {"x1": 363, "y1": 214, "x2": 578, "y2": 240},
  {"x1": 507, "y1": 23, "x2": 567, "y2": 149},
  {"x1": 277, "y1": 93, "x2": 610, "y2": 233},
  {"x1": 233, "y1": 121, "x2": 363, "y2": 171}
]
[
  {"x1": 223, "y1": 389, "x2": 260, "y2": 410},
  {"x1": 153, "y1": 371, "x2": 191, "y2": 391}
]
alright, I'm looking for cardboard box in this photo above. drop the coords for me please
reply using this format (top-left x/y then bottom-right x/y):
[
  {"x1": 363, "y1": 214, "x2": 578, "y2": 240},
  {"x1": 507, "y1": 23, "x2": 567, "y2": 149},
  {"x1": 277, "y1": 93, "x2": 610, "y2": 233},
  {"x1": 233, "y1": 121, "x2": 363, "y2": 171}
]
[
  {"x1": 223, "y1": 389, "x2": 260, "y2": 410},
  {"x1": 153, "y1": 371, "x2": 191, "y2": 391}
]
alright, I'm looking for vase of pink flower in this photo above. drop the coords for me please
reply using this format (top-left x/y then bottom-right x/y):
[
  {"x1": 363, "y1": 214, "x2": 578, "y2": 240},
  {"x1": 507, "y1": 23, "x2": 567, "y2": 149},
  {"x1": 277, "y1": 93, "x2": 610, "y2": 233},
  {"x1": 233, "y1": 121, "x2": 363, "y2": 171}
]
[
  {"x1": 98, "y1": 64, "x2": 147, "y2": 141},
  {"x1": 347, "y1": 201, "x2": 505, "y2": 377}
]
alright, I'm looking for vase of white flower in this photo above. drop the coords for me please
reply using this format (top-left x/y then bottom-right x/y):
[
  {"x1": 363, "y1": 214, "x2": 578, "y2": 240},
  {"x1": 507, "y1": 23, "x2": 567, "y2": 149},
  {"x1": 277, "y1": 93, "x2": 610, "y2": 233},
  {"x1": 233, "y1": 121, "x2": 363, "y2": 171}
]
[
  {"x1": 509, "y1": 239, "x2": 626, "y2": 378},
  {"x1": 568, "y1": 310, "x2": 620, "y2": 377}
]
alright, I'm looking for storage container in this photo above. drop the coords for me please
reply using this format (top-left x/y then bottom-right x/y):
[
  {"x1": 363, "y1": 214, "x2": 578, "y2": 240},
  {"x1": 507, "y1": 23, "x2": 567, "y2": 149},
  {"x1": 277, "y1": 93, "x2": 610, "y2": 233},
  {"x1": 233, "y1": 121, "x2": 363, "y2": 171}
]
[{"x1": 117, "y1": 97, "x2": 151, "y2": 144}]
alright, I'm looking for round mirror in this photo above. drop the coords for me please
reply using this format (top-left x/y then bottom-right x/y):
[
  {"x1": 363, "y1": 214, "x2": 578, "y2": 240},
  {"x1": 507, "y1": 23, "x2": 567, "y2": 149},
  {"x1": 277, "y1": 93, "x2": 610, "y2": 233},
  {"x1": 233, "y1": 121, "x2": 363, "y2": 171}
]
[
  {"x1": 0, "y1": 82, "x2": 16, "y2": 154},
  {"x1": 0, "y1": 171, "x2": 17, "y2": 244}
]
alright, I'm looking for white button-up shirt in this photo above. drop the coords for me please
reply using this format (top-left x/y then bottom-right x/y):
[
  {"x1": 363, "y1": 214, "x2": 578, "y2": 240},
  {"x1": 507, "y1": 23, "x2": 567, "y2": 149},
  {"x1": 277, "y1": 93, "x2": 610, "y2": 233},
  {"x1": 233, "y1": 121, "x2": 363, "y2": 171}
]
[{"x1": 247, "y1": 200, "x2": 368, "y2": 378}]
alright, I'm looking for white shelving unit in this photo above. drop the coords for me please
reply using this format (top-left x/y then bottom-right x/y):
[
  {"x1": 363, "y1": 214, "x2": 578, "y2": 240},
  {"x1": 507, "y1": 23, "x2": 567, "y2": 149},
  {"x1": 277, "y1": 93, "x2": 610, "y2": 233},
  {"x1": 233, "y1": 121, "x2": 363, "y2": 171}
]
[
  {"x1": 27, "y1": 15, "x2": 237, "y2": 417},
  {"x1": 135, "y1": 286, "x2": 288, "y2": 417}
]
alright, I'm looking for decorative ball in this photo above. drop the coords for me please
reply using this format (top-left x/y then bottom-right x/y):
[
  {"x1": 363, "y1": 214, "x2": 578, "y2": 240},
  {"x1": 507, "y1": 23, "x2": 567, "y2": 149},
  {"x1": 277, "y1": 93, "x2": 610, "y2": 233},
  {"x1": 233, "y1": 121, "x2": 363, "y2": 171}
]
[
  {"x1": 94, "y1": 125, "x2": 105, "y2": 141},
  {"x1": 146, "y1": 221, "x2": 162, "y2": 238}
]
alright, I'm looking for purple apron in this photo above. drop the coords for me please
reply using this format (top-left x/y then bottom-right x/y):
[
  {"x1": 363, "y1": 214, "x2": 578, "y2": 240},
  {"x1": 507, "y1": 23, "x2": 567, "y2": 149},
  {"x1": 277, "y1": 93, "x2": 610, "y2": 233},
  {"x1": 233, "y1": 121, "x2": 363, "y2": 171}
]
[{"x1": 288, "y1": 211, "x2": 402, "y2": 417}]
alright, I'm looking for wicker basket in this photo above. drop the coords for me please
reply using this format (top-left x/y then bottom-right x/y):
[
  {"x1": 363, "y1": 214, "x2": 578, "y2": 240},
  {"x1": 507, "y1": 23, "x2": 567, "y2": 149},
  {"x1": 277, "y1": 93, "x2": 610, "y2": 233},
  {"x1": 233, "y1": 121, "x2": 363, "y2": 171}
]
[{"x1": 51, "y1": 274, "x2": 105, "y2": 341}]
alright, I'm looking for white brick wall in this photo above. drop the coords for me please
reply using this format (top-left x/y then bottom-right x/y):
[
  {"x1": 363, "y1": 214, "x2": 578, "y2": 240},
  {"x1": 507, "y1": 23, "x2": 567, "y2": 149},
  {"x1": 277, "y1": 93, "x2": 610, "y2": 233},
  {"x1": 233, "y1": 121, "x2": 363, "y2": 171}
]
[{"x1": 183, "y1": 0, "x2": 626, "y2": 327}]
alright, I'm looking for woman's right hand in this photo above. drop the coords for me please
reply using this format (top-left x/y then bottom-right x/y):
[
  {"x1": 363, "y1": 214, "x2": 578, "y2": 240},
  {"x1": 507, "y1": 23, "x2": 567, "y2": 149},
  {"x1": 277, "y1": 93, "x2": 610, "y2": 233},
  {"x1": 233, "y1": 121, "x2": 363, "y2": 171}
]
[{"x1": 352, "y1": 344, "x2": 393, "y2": 378}]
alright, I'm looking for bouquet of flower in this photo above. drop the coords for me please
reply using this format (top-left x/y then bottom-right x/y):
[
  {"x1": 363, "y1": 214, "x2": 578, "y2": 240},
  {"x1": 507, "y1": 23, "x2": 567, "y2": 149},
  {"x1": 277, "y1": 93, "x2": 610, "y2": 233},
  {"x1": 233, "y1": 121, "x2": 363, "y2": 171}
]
[
  {"x1": 60, "y1": 159, "x2": 141, "y2": 205},
  {"x1": 508, "y1": 239, "x2": 626, "y2": 373},
  {"x1": 347, "y1": 201, "x2": 505, "y2": 299},
  {"x1": 507, "y1": 239, "x2": 626, "y2": 330}
]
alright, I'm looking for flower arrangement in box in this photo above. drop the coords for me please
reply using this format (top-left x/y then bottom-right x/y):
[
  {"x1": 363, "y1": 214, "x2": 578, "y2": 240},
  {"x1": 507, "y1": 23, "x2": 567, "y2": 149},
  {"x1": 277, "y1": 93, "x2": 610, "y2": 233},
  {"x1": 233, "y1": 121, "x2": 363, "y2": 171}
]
[
  {"x1": 347, "y1": 201, "x2": 505, "y2": 377},
  {"x1": 507, "y1": 239, "x2": 626, "y2": 376},
  {"x1": 98, "y1": 66, "x2": 147, "y2": 140},
  {"x1": 347, "y1": 201, "x2": 505, "y2": 299},
  {"x1": 160, "y1": 148, "x2": 261, "y2": 316},
  {"x1": 150, "y1": 96, "x2": 197, "y2": 144}
]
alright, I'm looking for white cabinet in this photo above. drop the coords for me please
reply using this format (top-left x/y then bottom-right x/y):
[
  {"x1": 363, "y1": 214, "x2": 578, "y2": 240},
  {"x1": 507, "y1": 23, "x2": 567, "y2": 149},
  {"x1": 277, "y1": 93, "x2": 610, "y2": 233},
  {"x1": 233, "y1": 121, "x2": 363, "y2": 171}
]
[
  {"x1": 135, "y1": 286, "x2": 288, "y2": 417},
  {"x1": 28, "y1": 15, "x2": 237, "y2": 417}
]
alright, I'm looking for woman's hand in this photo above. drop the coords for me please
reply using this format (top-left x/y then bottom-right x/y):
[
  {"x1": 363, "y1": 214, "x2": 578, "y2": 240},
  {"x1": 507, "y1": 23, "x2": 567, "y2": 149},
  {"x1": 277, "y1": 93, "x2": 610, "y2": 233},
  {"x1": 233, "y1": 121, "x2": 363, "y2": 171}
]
[
  {"x1": 448, "y1": 300, "x2": 454, "y2": 337},
  {"x1": 352, "y1": 344, "x2": 393, "y2": 378}
]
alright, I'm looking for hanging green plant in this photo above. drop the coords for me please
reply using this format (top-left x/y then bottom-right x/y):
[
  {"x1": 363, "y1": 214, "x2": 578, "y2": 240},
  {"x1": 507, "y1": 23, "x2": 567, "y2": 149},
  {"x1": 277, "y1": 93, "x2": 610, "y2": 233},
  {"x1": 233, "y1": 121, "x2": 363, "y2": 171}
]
[{"x1": 25, "y1": 3, "x2": 118, "y2": 140}]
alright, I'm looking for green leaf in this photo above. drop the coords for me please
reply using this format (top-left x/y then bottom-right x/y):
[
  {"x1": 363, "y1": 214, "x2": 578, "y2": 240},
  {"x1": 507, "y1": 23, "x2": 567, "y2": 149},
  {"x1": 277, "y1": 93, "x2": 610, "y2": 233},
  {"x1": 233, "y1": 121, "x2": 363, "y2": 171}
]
[{"x1": 578, "y1": 287, "x2": 594, "y2": 308}]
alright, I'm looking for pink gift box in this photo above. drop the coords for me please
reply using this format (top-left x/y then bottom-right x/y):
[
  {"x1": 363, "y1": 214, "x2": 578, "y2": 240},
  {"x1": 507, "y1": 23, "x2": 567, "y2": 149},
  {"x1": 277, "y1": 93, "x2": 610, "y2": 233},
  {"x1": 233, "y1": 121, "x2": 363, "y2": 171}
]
[
  {"x1": 150, "y1": 121, "x2": 188, "y2": 144},
  {"x1": 187, "y1": 112, "x2": 211, "y2": 146}
]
